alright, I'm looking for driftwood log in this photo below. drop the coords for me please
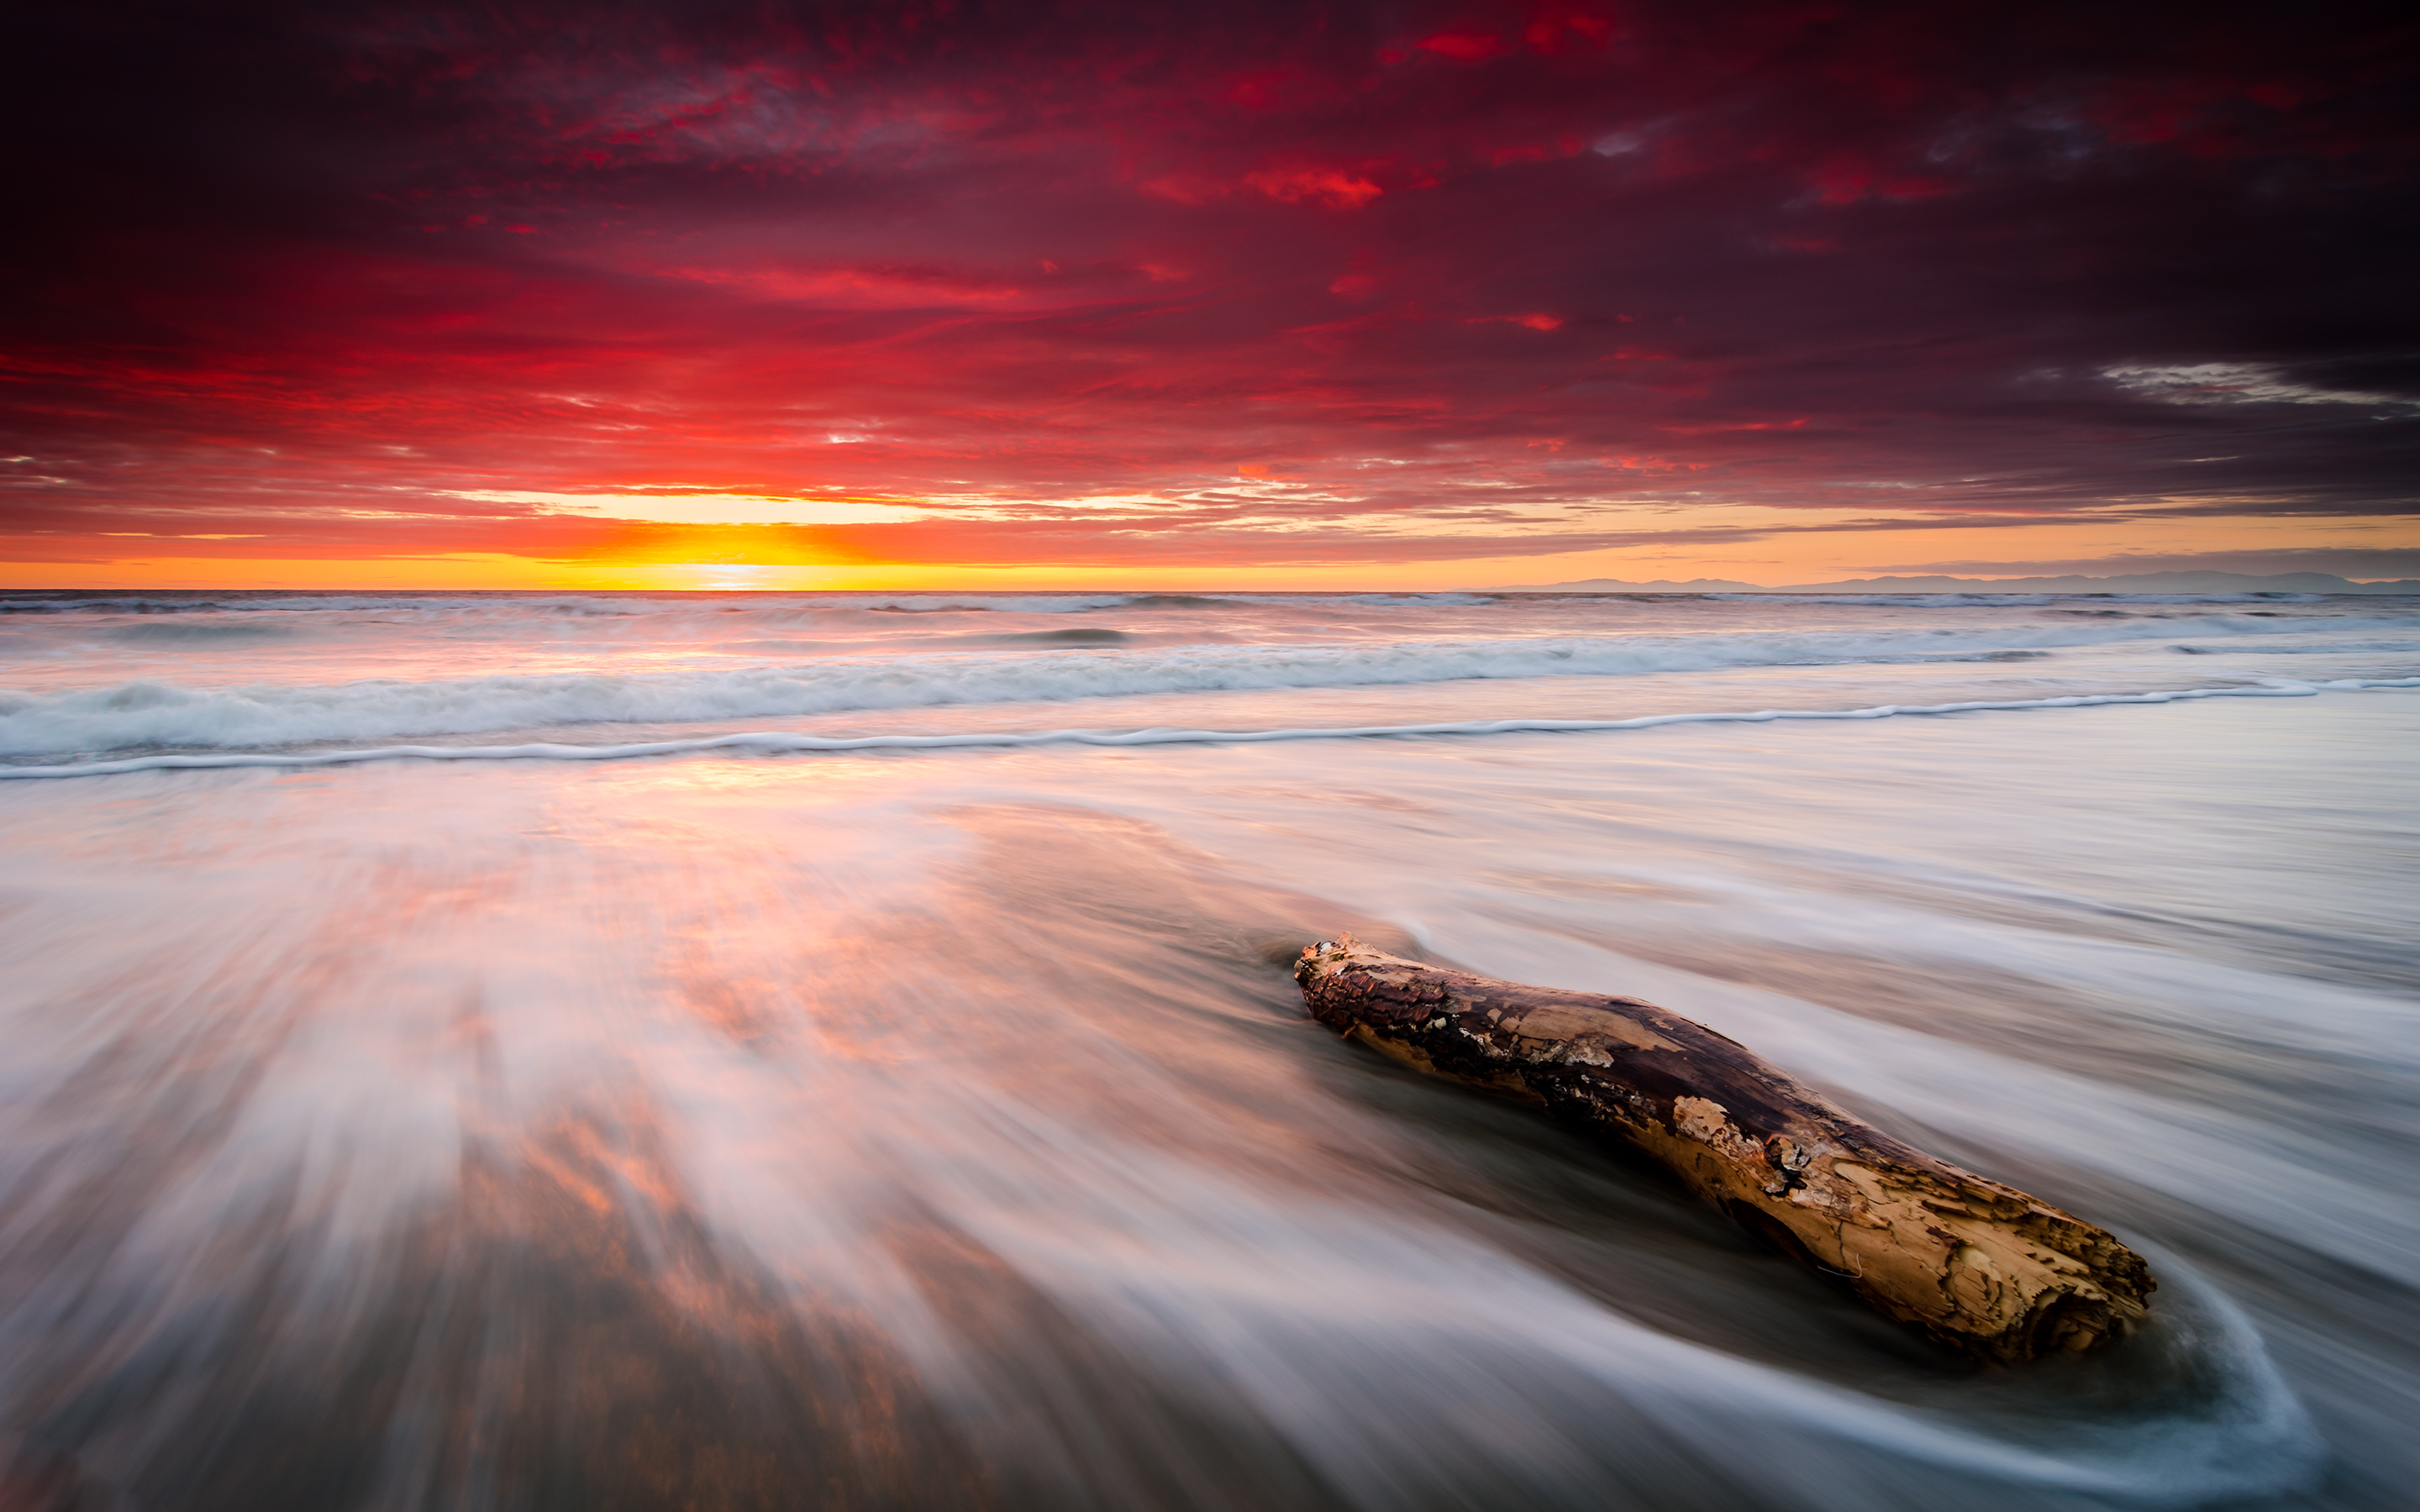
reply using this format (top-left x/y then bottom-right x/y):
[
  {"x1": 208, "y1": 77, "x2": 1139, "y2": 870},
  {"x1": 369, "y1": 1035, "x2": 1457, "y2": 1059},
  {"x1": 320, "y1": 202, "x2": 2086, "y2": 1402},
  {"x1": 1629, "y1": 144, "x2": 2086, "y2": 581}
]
[{"x1": 1296, "y1": 934, "x2": 2152, "y2": 1362}]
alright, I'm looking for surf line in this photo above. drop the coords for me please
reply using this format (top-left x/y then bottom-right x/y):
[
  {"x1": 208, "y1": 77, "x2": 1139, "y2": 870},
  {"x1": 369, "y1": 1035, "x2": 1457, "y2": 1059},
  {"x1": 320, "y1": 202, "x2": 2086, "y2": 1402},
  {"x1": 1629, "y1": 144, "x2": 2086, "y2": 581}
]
[{"x1": 4, "y1": 677, "x2": 2415, "y2": 780}]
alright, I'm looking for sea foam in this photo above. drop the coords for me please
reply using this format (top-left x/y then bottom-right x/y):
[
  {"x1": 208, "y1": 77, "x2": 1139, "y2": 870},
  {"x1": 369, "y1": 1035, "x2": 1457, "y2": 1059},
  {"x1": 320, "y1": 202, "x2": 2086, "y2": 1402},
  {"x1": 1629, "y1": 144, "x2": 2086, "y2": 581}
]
[
  {"x1": 5, "y1": 617, "x2": 2412, "y2": 758},
  {"x1": 7, "y1": 679, "x2": 2412, "y2": 779}
]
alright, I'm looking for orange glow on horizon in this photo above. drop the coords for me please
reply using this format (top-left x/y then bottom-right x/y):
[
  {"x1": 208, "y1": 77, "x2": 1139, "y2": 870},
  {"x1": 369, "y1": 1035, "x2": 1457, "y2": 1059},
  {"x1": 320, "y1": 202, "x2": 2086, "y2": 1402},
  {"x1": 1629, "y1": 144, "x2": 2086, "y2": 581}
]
[{"x1": 8, "y1": 506, "x2": 2411, "y2": 592}]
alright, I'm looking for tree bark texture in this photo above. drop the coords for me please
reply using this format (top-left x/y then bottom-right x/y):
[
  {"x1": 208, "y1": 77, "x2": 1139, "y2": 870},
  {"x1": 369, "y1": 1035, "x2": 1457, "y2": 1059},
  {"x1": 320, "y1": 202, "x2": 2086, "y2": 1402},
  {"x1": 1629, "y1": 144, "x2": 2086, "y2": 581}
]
[{"x1": 1295, "y1": 934, "x2": 2153, "y2": 1363}]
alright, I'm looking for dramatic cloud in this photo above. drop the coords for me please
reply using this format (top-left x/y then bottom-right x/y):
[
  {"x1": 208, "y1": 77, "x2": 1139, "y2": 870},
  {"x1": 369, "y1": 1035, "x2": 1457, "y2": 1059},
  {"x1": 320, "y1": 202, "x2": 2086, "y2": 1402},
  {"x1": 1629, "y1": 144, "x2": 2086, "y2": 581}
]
[{"x1": 3, "y1": 0, "x2": 2414, "y2": 584}]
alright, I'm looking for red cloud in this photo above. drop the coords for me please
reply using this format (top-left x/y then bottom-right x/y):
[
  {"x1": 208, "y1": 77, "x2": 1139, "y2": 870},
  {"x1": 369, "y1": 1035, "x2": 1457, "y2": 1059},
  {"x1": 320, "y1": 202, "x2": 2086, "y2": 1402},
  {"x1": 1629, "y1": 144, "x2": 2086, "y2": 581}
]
[
  {"x1": 1807, "y1": 155, "x2": 1953, "y2": 205},
  {"x1": 1524, "y1": 10, "x2": 1618, "y2": 54},
  {"x1": 1416, "y1": 30, "x2": 1511, "y2": 62},
  {"x1": 1463, "y1": 312, "x2": 1566, "y2": 331},
  {"x1": 1244, "y1": 165, "x2": 1384, "y2": 208},
  {"x1": 1488, "y1": 135, "x2": 1584, "y2": 165},
  {"x1": 1658, "y1": 418, "x2": 1810, "y2": 435}
]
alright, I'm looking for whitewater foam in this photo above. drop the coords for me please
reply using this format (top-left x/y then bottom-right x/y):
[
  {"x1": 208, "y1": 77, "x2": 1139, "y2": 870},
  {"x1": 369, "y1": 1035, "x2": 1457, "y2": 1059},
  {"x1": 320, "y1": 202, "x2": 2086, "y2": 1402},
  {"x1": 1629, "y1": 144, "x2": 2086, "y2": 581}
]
[
  {"x1": 6, "y1": 679, "x2": 2411, "y2": 780},
  {"x1": 1697, "y1": 592, "x2": 2343, "y2": 607},
  {"x1": 7, "y1": 617, "x2": 2410, "y2": 757}
]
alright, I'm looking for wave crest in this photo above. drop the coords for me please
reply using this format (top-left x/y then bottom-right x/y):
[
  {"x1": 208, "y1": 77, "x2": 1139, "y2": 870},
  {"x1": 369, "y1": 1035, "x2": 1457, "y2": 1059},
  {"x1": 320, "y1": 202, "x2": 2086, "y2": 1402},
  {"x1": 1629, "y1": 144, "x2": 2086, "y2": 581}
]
[{"x1": 4, "y1": 617, "x2": 2415, "y2": 757}]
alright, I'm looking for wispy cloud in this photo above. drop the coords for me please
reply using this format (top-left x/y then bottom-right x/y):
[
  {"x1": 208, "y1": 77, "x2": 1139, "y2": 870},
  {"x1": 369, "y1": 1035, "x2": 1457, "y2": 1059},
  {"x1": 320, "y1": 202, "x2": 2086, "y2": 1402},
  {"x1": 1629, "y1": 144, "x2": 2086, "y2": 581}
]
[{"x1": 2102, "y1": 363, "x2": 2419, "y2": 410}]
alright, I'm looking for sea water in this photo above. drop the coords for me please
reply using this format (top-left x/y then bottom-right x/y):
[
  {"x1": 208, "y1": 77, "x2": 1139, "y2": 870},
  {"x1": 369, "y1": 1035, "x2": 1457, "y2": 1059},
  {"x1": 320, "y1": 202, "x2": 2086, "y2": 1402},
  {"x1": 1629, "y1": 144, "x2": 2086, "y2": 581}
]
[{"x1": 0, "y1": 589, "x2": 2414, "y2": 1510}]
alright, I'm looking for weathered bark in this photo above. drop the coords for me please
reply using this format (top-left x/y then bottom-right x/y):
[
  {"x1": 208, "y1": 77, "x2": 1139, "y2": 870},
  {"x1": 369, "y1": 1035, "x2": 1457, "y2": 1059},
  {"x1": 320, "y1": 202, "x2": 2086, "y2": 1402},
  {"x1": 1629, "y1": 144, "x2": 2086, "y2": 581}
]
[{"x1": 1295, "y1": 934, "x2": 2152, "y2": 1363}]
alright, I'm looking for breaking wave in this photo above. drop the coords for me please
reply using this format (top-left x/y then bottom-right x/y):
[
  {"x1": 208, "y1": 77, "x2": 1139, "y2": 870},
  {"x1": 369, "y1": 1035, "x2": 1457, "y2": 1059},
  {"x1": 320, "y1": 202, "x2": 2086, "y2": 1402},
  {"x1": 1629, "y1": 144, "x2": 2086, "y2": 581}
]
[
  {"x1": 8, "y1": 679, "x2": 2413, "y2": 779},
  {"x1": 3, "y1": 615, "x2": 2414, "y2": 758},
  {"x1": 1692, "y1": 592, "x2": 2347, "y2": 607}
]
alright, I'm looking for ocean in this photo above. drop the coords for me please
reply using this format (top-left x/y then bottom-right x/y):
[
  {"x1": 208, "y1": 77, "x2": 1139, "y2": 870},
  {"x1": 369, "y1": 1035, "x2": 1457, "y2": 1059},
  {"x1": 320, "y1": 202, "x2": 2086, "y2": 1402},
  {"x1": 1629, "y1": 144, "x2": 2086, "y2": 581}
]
[{"x1": 1, "y1": 587, "x2": 2415, "y2": 1510}]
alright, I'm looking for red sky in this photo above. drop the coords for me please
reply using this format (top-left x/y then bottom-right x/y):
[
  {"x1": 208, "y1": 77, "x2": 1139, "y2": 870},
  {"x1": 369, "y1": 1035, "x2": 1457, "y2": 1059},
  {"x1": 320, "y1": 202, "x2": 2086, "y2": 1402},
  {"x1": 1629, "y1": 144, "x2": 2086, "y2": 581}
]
[{"x1": 3, "y1": 0, "x2": 2415, "y2": 588}]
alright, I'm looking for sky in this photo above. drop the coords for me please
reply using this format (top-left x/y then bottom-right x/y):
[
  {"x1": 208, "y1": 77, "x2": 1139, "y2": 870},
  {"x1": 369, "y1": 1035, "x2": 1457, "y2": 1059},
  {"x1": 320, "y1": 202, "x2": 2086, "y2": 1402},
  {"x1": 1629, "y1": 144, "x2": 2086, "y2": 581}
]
[{"x1": 3, "y1": 0, "x2": 2415, "y2": 590}]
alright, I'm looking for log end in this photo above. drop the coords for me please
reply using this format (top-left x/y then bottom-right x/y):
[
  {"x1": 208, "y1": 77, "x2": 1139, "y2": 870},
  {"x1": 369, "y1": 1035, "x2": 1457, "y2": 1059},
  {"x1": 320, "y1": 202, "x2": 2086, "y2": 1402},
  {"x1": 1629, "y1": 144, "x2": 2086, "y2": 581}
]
[{"x1": 1828, "y1": 1160, "x2": 2154, "y2": 1364}]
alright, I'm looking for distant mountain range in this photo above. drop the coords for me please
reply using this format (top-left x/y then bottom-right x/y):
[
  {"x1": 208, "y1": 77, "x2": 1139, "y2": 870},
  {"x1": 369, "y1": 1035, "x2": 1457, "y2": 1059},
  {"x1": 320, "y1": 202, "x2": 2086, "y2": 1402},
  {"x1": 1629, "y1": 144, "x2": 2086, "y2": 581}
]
[{"x1": 1487, "y1": 571, "x2": 2420, "y2": 596}]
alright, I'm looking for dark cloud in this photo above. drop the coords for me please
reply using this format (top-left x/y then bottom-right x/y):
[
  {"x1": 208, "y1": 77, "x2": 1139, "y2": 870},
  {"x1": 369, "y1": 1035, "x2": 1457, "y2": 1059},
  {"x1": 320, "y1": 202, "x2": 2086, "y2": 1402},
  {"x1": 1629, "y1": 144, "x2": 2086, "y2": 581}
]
[{"x1": 3, "y1": 0, "x2": 2414, "y2": 570}]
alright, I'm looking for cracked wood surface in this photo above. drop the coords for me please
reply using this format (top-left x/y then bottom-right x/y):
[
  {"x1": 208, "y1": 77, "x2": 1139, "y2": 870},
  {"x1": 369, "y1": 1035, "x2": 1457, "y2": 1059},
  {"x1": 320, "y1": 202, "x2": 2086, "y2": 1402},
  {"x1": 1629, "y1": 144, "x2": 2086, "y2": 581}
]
[{"x1": 1294, "y1": 934, "x2": 2153, "y2": 1363}]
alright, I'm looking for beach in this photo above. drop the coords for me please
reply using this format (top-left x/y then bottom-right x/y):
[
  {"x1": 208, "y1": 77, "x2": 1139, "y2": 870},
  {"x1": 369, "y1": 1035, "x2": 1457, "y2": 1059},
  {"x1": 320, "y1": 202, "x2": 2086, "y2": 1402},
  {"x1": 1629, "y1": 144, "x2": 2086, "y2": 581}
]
[{"x1": 2, "y1": 589, "x2": 2415, "y2": 1509}]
